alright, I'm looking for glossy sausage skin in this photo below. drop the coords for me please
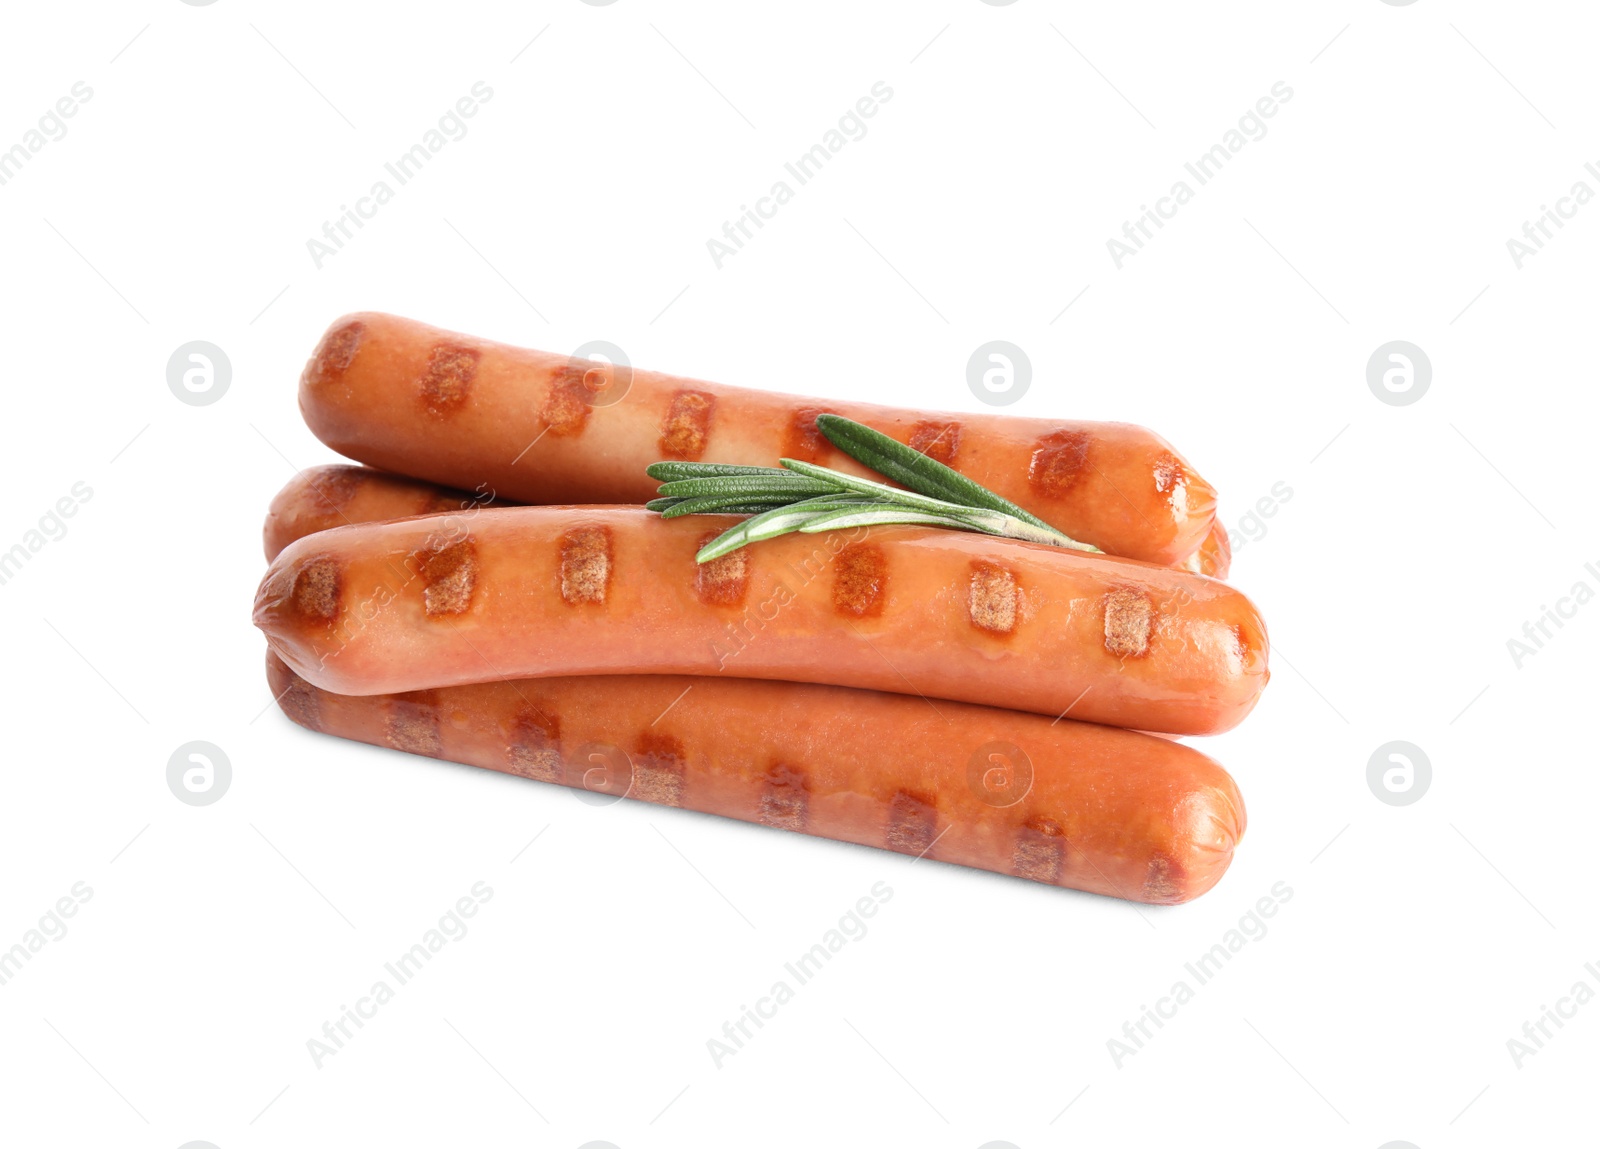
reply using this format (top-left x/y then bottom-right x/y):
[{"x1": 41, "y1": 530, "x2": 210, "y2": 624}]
[
  {"x1": 265, "y1": 651, "x2": 1243, "y2": 904},
  {"x1": 263, "y1": 465, "x2": 501, "y2": 562},
  {"x1": 265, "y1": 464, "x2": 1232, "y2": 578},
  {"x1": 299, "y1": 313, "x2": 1218, "y2": 566},
  {"x1": 254, "y1": 507, "x2": 1269, "y2": 733},
  {"x1": 1181, "y1": 518, "x2": 1232, "y2": 580}
]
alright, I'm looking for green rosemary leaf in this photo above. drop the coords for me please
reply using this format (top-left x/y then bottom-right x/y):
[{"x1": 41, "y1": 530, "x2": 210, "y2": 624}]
[
  {"x1": 814, "y1": 413, "x2": 1064, "y2": 535},
  {"x1": 693, "y1": 497, "x2": 881, "y2": 562},
  {"x1": 657, "y1": 474, "x2": 843, "y2": 500},
  {"x1": 646, "y1": 461, "x2": 787, "y2": 482},
  {"x1": 659, "y1": 493, "x2": 801, "y2": 518},
  {"x1": 795, "y1": 506, "x2": 991, "y2": 535},
  {"x1": 648, "y1": 413, "x2": 1102, "y2": 560},
  {"x1": 777, "y1": 458, "x2": 978, "y2": 515},
  {"x1": 698, "y1": 503, "x2": 804, "y2": 515},
  {"x1": 990, "y1": 516, "x2": 1101, "y2": 551}
]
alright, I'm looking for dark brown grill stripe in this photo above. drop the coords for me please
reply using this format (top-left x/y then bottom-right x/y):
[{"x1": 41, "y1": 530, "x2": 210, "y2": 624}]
[
  {"x1": 632, "y1": 732, "x2": 686, "y2": 807},
  {"x1": 695, "y1": 533, "x2": 749, "y2": 606},
  {"x1": 1103, "y1": 585, "x2": 1153, "y2": 658},
  {"x1": 1012, "y1": 818, "x2": 1067, "y2": 884},
  {"x1": 758, "y1": 763, "x2": 809, "y2": 832},
  {"x1": 1153, "y1": 453, "x2": 1186, "y2": 496},
  {"x1": 412, "y1": 536, "x2": 477, "y2": 617},
  {"x1": 967, "y1": 561, "x2": 1018, "y2": 635},
  {"x1": 507, "y1": 705, "x2": 562, "y2": 782},
  {"x1": 659, "y1": 390, "x2": 717, "y2": 460},
  {"x1": 419, "y1": 344, "x2": 479, "y2": 415},
  {"x1": 305, "y1": 467, "x2": 365, "y2": 515},
  {"x1": 277, "y1": 665, "x2": 322, "y2": 732},
  {"x1": 292, "y1": 557, "x2": 343, "y2": 622},
  {"x1": 783, "y1": 406, "x2": 835, "y2": 463},
  {"x1": 559, "y1": 526, "x2": 612, "y2": 605},
  {"x1": 1144, "y1": 854, "x2": 1185, "y2": 904},
  {"x1": 387, "y1": 694, "x2": 442, "y2": 757},
  {"x1": 885, "y1": 791, "x2": 938, "y2": 856},
  {"x1": 833, "y1": 543, "x2": 888, "y2": 618},
  {"x1": 541, "y1": 363, "x2": 596, "y2": 436},
  {"x1": 1028, "y1": 429, "x2": 1092, "y2": 498},
  {"x1": 907, "y1": 420, "x2": 961, "y2": 465},
  {"x1": 302, "y1": 320, "x2": 365, "y2": 388}
]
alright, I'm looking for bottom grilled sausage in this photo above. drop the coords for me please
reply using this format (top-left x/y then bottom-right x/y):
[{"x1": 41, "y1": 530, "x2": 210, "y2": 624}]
[{"x1": 265, "y1": 651, "x2": 1244, "y2": 904}]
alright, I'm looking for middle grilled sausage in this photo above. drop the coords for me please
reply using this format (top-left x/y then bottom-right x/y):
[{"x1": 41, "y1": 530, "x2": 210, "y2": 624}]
[{"x1": 254, "y1": 506, "x2": 1268, "y2": 733}]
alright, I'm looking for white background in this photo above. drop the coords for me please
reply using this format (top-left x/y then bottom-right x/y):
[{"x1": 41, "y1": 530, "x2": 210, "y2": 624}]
[{"x1": 1, "y1": 2, "x2": 1595, "y2": 1146}]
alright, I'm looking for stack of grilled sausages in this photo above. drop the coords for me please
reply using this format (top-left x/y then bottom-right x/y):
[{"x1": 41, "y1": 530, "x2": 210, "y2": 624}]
[{"x1": 255, "y1": 314, "x2": 1269, "y2": 906}]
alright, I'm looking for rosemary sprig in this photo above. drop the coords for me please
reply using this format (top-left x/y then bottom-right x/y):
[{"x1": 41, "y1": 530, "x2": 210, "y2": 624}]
[
  {"x1": 646, "y1": 415, "x2": 1101, "y2": 563},
  {"x1": 814, "y1": 413, "x2": 1058, "y2": 532},
  {"x1": 655, "y1": 474, "x2": 841, "y2": 500},
  {"x1": 645, "y1": 462, "x2": 786, "y2": 482}
]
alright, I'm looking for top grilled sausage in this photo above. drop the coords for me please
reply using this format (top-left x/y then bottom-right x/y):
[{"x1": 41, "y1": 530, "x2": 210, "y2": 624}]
[
  {"x1": 298, "y1": 313, "x2": 1219, "y2": 566},
  {"x1": 253, "y1": 506, "x2": 1268, "y2": 734}
]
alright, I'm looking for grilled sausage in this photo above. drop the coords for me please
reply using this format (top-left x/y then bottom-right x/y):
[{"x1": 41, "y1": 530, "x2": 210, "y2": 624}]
[
  {"x1": 264, "y1": 651, "x2": 1244, "y2": 904},
  {"x1": 264, "y1": 464, "x2": 498, "y2": 561},
  {"x1": 253, "y1": 506, "x2": 1268, "y2": 734},
  {"x1": 264, "y1": 464, "x2": 1235, "y2": 578},
  {"x1": 298, "y1": 313, "x2": 1218, "y2": 566}
]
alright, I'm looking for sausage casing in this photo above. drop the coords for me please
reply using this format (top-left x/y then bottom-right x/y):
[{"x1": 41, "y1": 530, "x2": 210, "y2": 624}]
[
  {"x1": 265, "y1": 652, "x2": 1244, "y2": 904},
  {"x1": 254, "y1": 506, "x2": 1269, "y2": 733},
  {"x1": 263, "y1": 464, "x2": 497, "y2": 561},
  {"x1": 298, "y1": 313, "x2": 1218, "y2": 566}
]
